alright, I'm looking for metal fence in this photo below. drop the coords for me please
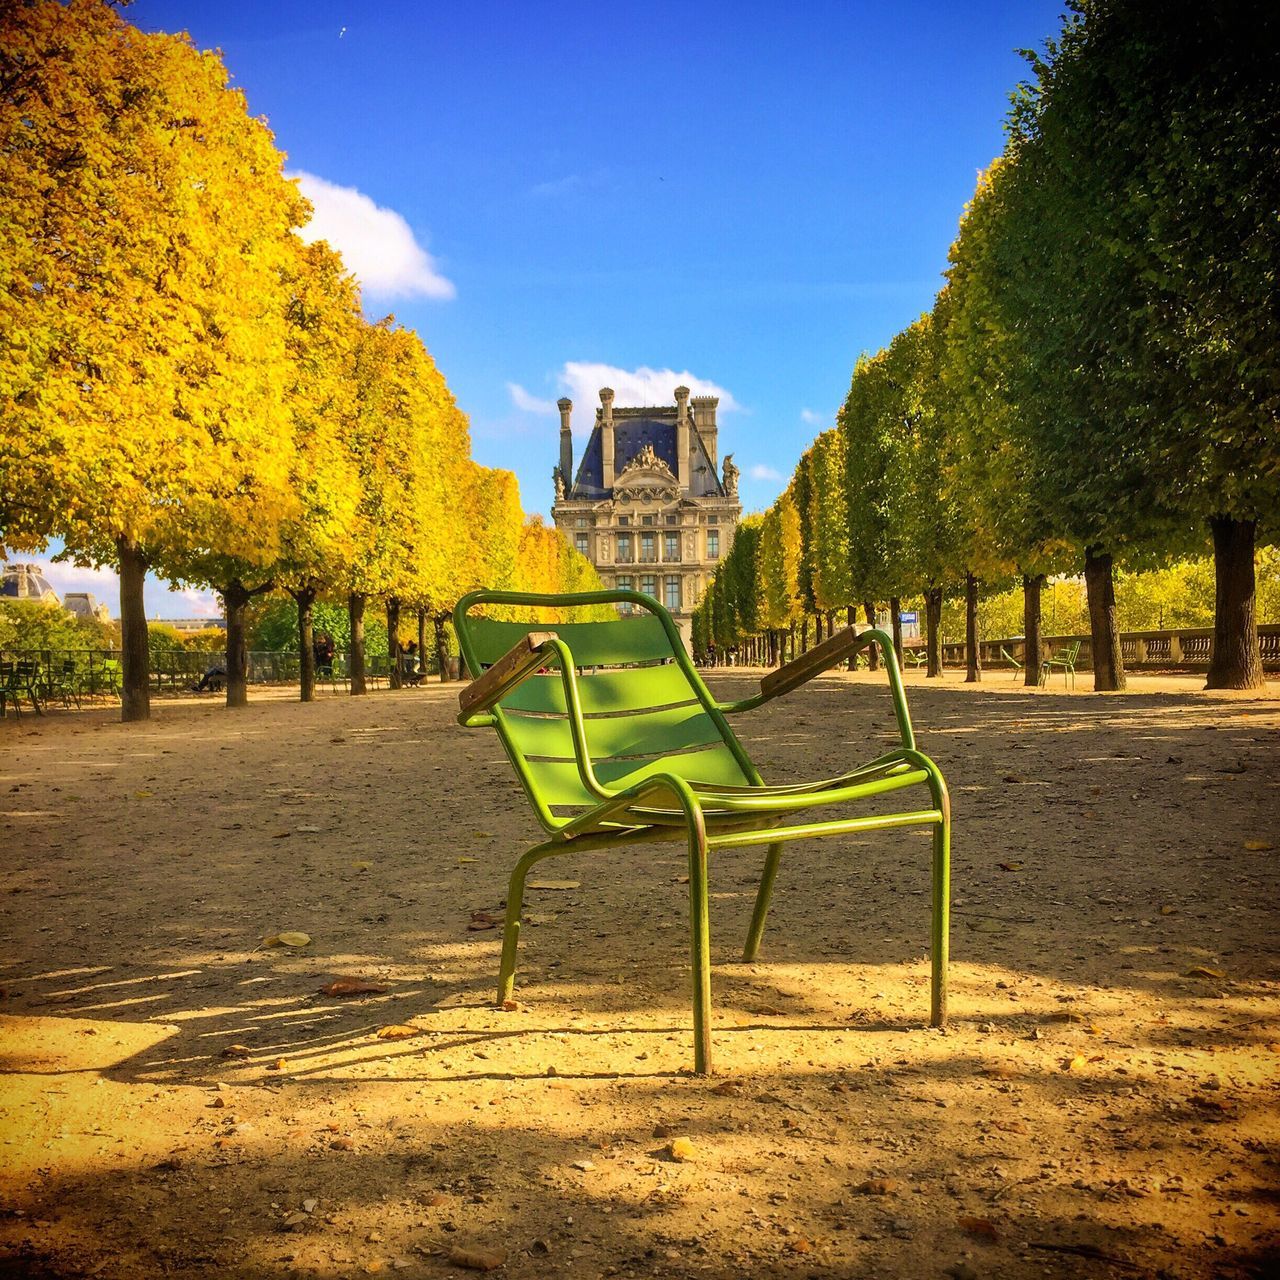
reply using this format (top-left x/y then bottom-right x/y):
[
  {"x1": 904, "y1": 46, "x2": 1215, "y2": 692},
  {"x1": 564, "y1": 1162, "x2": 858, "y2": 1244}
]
[{"x1": 0, "y1": 647, "x2": 400, "y2": 697}]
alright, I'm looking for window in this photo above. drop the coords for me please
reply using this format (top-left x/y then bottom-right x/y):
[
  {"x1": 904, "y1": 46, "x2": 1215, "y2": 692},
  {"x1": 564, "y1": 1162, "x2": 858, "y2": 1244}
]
[
  {"x1": 616, "y1": 575, "x2": 634, "y2": 613},
  {"x1": 640, "y1": 575, "x2": 658, "y2": 600},
  {"x1": 707, "y1": 530, "x2": 720, "y2": 559},
  {"x1": 663, "y1": 532, "x2": 679, "y2": 561},
  {"x1": 664, "y1": 576, "x2": 681, "y2": 611},
  {"x1": 575, "y1": 516, "x2": 588, "y2": 528},
  {"x1": 640, "y1": 532, "x2": 657, "y2": 562},
  {"x1": 618, "y1": 516, "x2": 631, "y2": 527},
  {"x1": 641, "y1": 514, "x2": 654, "y2": 526},
  {"x1": 574, "y1": 534, "x2": 589, "y2": 556},
  {"x1": 616, "y1": 533, "x2": 633, "y2": 563},
  {"x1": 666, "y1": 514, "x2": 679, "y2": 526},
  {"x1": 707, "y1": 515, "x2": 719, "y2": 525}
]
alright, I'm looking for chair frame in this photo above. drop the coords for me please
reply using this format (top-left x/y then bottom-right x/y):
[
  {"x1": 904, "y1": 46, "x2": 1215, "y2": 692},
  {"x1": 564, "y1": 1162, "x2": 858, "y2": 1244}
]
[
  {"x1": 999, "y1": 646, "x2": 1024, "y2": 682},
  {"x1": 454, "y1": 588, "x2": 950, "y2": 1075}
]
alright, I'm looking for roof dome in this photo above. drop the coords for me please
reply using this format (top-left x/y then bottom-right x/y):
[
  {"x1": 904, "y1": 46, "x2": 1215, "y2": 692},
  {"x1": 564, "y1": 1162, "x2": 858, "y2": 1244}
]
[{"x1": 0, "y1": 562, "x2": 60, "y2": 603}]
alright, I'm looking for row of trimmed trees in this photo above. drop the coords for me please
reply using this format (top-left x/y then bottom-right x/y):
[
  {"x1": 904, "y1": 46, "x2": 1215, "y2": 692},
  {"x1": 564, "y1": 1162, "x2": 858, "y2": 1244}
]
[
  {"x1": 0, "y1": 0, "x2": 602, "y2": 720},
  {"x1": 696, "y1": 0, "x2": 1277, "y2": 690}
]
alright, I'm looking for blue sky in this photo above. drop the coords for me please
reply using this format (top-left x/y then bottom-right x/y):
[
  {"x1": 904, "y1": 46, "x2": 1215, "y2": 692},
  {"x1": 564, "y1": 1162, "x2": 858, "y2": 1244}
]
[{"x1": 36, "y1": 0, "x2": 1067, "y2": 618}]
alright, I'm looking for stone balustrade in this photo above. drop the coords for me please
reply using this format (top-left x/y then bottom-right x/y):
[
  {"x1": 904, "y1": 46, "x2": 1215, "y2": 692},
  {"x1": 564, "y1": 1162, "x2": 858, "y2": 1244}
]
[{"x1": 935, "y1": 624, "x2": 1279, "y2": 671}]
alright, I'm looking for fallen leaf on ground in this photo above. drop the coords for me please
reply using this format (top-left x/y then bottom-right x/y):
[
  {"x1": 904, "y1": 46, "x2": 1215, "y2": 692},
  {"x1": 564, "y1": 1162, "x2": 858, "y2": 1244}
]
[
  {"x1": 457, "y1": 857, "x2": 478, "y2": 865},
  {"x1": 1159, "y1": 904, "x2": 1177, "y2": 915},
  {"x1": 1182, "y1": 966, "x2": 1225, "y2": 979},
  {"x1": 471, "y1": 831, "x2": 494, "y2": 839},
  {"x1": 669, "y1": 1136, "x2": 697, "y2": 1162},
  {"x1": 267, "y1": 1057, "x2": 287, "y2": 1070},
  {"x1": 265, "y1": 931, "x2": 311, "y2": 947},
  {"x1": 789, "y1": 1237, "x2": 813, "y2": 1254},
  {"x1": 468, "y1": 911, "x2": 502, "y2": 931},
  {"x1": 272, "y1": 831, "x2": 292, "y2": 840},
  {"x1": 351, "y1": 861, "x2": 372, "y2": 871},
  {"x1": 329, "y1": 1136, "x2": 355, "y2": 1151},
  {"x1": 854, "y1": 1178, "x2": 900, "y2": 1196},
  {"x1": 981, "y1": 1063, "x2": 1019, "y2": 1080},
  {"x1": 997, "y1": 861, "x2": 1023, "y2": 872},
  {"x1": 1063, "y1": 1054, "x2": 1088, "y2": 1071},
  {"x1": 528, "y1": 880, "x2": 581, "y2": 891},
  {"x1": 446, "y1": 1245, "x2": 505, "y2": 1271},
  {"x1": 376, "y1": 1025, "x2": 420, "y2": 1040},
  {"x1": 958, "y1": 1216, "x2": 999, "y2": 1240},
  {"x1": 133, "y1": 790, "x2": 153, "y2": 799},
  {"x1": 1243, "y1": 840, "x2": 1273, "y2": 851},
  {"x1": 319, "y1": 977, "x2": 388, "y2": 997}
]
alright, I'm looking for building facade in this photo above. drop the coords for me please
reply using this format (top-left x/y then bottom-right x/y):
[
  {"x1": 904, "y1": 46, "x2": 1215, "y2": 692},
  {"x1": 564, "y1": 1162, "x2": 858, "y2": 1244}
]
[{"x1": 551, "y1": 385, "x2": 741, "y2": 646}]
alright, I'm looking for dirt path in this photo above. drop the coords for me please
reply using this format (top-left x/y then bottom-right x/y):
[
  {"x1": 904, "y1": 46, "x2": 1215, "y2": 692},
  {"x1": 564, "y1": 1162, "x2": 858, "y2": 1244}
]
[{"x1": 1, "y1": 672, "x2": 1277, "y2": 1278}]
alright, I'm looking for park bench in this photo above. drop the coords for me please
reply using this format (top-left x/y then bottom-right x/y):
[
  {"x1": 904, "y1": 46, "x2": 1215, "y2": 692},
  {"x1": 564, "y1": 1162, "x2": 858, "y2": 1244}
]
[{"x1": 454, "y1": 588, "x2": 951, "y2": 1075}]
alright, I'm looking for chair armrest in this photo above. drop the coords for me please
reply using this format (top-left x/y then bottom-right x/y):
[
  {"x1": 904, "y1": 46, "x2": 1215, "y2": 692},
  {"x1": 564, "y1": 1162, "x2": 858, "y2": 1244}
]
[
  {"x1": 457, "y1": 631, "x2": 559, "y2": 722},
  {"x1": 763, "y1": 626, "x2": 883, "y2": 699},
  {"x1": 717, "y1": 627, "x2": 917, "y2": 750}
]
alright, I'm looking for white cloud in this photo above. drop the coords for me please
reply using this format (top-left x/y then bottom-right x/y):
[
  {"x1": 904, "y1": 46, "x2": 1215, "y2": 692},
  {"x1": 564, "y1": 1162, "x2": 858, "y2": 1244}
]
[
  {"x1": 800, "y1": 408, "x2": 830, "y2": 426},
  {"x1": 749, "y1": 464, "x2": 784, "y2": 482},
  {"x1": 556, "y1": 363, "x2": 739, "y2": 434},
  {"x1": 290, "y1": 170, "x2": 455, "y2": 301},
  {"x1": 507, "y1": 382, "x2": 557, "y2": 415},
  {"x1": 38, "y1": 560, "x2": 118, "y2": 598}
]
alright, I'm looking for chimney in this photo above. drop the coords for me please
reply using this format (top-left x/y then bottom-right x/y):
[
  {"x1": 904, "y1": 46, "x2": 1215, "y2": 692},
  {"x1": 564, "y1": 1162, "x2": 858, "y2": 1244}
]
[
  {"x1": 674, "y1": 385, "x2": 691, "y2": 491},
  {"x1": 690, "y1": 395, "x2": 719, "y2": 472},
  {"x1": 557, "y1": 398, "x2": 573, "y2": 487},
  {"x1": 599, "y1": 387, "x2": 615, "y2": 489}
]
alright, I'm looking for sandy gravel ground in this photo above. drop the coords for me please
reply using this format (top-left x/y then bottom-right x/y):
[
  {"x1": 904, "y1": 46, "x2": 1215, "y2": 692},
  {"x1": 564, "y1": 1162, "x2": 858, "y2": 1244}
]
[{"x1": 1, "y1": 667, "x2": 1277, "y2": 1279}]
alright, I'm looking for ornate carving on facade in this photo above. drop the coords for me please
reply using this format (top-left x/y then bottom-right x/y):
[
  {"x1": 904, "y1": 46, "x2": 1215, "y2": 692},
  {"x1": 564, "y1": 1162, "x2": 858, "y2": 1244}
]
[{"x1": 617, "y1": 442, "x2": 677, "y2": 484}]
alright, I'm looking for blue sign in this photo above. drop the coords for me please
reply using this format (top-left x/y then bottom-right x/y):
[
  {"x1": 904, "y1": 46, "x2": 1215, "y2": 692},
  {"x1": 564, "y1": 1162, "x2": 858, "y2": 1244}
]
[{"x1": 900, "y1": 611, "x2": 918, "y2": 624}]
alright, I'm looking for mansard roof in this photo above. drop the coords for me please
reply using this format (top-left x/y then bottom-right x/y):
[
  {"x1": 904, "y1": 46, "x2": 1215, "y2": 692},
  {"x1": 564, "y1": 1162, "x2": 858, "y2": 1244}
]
[{"x1": 570, "y1": 415, "x2": 725, "y2": 501}]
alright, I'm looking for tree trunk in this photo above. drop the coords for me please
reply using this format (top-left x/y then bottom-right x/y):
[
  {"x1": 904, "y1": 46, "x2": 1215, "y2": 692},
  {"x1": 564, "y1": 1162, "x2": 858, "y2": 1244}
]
[
  {"x1": 433, "y1": 614, "x2": 450, "y2": 683},
  {"x1": 965, "y1": 573, "x2": 981, "y2": 683},
  {"x1": 925, "y1": 586, "x2": 943, "y2": 678},
  {"x1": 862, "y1": 601, "x2": 878, "y2": 671},
  {"x1": 417, "y1": 608, "x2": 428, "y2": 674},
  {"x1": 117, "y1": 537, "x2": 150, "y2": 723},
  {"x1": 800, "y1": 616, "x2": 809, "y2": 654},
  {"x1": 348, "y1": 592, "x2": 367, "y2": 695},
  {"x1": 1205, "y1": 516, "x2": 1264, "y2": 690},
  {"x1": 223, "y1": 581, "x2": 251, "y2": 708},
  {"x1": 846, "y1": 604, "x2": 858, "y2": 670},
  {"x1": 788, "y1": 621, "x2": 796, "y2": 663},
  {"x1": 387, "y1": 596, "x2": 402, "y2": 690},
  {"x1": 294, "y1": 584, "x2": 317, "y2": 703},
  {"x1": 1083, "y1": 546, "x2": 1126, "y2": 691},
  {"x1": 1022, "y1": 572, "x2": 1045, "y2": 688},
  {"x1": 889, "y1": 596, "x2": 904, "y2": 666}
]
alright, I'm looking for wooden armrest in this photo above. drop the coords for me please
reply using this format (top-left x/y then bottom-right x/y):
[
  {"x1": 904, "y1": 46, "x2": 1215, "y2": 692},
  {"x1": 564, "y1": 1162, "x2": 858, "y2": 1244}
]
[
  {"x1": 458, "y1": 631, "x2": 559, "y2": 719},
  {"x1": 759, "y1": 626, "x2": 873, "y2": 701}
]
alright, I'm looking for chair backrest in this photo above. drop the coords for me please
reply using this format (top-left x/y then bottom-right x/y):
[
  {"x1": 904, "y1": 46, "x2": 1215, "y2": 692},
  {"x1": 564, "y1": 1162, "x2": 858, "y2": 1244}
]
[{"x1": 454, "y1": 590, "x2": 759, "y2": 828}]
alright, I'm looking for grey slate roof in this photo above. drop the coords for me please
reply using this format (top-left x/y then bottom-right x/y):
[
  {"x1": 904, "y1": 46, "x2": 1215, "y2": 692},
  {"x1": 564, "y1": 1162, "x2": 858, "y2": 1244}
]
[{"x1": 570, "y1": 418, "x2": 725, "y2": 500}]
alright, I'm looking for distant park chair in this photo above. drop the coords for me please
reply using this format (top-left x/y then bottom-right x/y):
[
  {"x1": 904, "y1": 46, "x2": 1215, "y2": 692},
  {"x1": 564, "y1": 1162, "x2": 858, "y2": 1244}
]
[
  {"x1": 903, "y1": 646, "x2": 929, "y2": 668},
  {"x1": 999, "y1": 646, "x2": 1024, "y2": 681},
  {"x1": 99, "y1": 658, "x2": 123, "y2": 700},
  {"x1": 1039, "y1": 641, "x2": 1081, "y2": 690},
  {"x1": 454, "y1": 589, "x2": 951, "y2": 1075}
]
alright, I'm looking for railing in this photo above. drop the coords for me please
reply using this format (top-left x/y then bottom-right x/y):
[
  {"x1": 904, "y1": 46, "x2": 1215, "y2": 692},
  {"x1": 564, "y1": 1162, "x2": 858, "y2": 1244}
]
[
  {"x1": 935, "y1": 625, "x2": 1279, "y2": 671},
  {"x1": 0, "y1": 647, "x2": 404, "y2": 697}
]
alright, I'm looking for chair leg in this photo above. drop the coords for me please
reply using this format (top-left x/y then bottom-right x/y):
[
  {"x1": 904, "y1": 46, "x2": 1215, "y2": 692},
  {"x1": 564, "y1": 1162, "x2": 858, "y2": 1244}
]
[
  {"x1": 687, "y1": 824, "x2": 713, "y2": 1075},
  {"x1": 497, "y1": 847, "x2": 546, "y2": 1006},
  {"x1": 930, "y1": 809, "x2": 951, "y2": 1027},
  {"x1": 742, "y1": 841, "x2": 784, "y2": 962}
]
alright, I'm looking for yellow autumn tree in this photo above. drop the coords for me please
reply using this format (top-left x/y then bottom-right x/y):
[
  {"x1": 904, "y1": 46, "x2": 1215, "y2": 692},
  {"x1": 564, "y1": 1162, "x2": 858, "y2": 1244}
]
[{"x1": 0, "y1": 0, "x2": 305, "y2": 719}]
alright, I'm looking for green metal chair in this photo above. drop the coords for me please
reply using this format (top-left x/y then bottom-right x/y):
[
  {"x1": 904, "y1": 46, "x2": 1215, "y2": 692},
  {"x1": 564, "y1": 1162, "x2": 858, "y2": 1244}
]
[
  {"x1": 999, "y1": 646, "x2": 1023, "y2": 682},
  {"x1": 1039, "y1": 640, "x2": 1081, "y2": 690},
  {"x1": 454, "y1": 589, "x2": 951, "y2": 1075}
]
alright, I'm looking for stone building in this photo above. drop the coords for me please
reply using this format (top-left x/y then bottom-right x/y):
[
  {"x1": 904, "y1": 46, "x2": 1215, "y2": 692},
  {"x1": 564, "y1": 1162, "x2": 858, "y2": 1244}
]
[{"x1": 551, "y1": 385, "x2": 741, "y2": 646}]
